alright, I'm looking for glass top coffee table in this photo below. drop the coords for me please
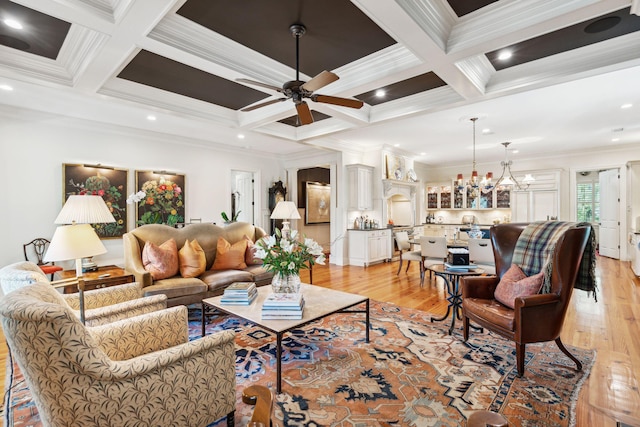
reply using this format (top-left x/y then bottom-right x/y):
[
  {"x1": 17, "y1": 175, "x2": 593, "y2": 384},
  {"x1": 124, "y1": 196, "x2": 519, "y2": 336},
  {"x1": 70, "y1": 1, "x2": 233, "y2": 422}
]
[{"x1": 202, "y1": 283, "x2": 370, "y2": 393}]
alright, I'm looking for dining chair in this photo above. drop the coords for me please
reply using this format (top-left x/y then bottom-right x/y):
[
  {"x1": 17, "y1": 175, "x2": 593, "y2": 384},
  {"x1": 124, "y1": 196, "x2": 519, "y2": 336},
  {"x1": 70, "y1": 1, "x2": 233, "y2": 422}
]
[
  {"x1": 419, "y1": 236, "x2": 448, "y2": 285},
  {"x1": 394, "y1": 231, "x2": 423, "y2": 281},
  {"x1": 467, "y1": 238, "x2": 496, "y2": 275},
  {"x1": 22, "y1": 238, "x2": 63, "y2": 280}
]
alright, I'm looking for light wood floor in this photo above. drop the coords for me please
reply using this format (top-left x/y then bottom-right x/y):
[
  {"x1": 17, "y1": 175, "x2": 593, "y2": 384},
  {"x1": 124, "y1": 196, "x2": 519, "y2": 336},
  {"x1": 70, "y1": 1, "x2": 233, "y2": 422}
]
[{"x1": 1, "y1": 256, "x2": 638, "y2": 425}]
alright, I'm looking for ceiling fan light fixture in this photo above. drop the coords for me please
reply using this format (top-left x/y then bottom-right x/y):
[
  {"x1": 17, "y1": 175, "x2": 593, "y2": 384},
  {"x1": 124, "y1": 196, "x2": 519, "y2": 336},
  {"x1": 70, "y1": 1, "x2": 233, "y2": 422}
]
[{"x1": 236, "y1": 23, "x2": 363, "y2": 125}]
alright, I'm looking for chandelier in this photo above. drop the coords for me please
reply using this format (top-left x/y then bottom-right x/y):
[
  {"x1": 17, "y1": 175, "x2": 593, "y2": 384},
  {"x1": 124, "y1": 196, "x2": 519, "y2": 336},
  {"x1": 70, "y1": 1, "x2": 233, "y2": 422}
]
[
  {"x1": 456, "y1": 117, "x2": 493, "y2": 198},
  {"x1": 494, "y1": 142, "x2": 535, "y2": 189}
]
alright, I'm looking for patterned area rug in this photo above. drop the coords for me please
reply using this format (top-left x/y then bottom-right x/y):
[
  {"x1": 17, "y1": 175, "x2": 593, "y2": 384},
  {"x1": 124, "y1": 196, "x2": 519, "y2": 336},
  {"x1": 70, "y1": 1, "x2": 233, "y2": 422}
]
[{"x1": 4, "y1": 300, "x2": 594, "y2": 426}]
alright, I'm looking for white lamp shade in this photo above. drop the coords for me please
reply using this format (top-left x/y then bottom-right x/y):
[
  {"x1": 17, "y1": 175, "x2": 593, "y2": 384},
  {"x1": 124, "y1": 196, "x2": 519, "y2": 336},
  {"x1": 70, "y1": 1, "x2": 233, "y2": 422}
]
[
  {"x1": 270, "y1": 201, "x2": 301, "y2": 220},
  {"x1": 54, "y1": 195, "x2": 116, "y2": 224},
  {"x1": 44, "y1": 224, "x2": 107, "y2": 262}
]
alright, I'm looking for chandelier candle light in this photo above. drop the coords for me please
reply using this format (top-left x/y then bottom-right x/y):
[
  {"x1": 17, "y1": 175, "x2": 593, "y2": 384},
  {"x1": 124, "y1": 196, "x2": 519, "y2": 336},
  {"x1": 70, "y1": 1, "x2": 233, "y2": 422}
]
[
  {"x1": 457, "y1": 117, "x2": 494, "y2": 197},
  {"x1": 494, "y1": 142, "x2": 535, "y2": 189}
]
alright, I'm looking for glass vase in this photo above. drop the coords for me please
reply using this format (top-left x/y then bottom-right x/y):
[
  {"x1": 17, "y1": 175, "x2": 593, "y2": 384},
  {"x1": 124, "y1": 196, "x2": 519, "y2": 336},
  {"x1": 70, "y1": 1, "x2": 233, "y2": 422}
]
[{"x1": 271, "y1": 272, "x2": 301, "y2": 294}]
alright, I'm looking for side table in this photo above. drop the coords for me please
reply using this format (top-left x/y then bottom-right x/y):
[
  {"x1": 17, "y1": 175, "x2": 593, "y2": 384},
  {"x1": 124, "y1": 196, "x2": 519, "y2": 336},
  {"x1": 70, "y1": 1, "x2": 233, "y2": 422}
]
[
  {"x1": 54, "y1": 265, "x2": 134, "y2": 293},
  {"x1": 427, "y1": 264, "x2": 485, "y2": 335}
]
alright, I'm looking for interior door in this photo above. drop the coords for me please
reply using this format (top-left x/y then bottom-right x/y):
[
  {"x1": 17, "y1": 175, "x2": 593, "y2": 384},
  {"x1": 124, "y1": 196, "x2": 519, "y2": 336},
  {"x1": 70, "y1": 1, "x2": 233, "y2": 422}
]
[
  {"x1": 232, "y1": 171, "x2": 255, "y2": 224},
  {"x1": 599, "y1": 168, "x2": 620, "y2": 259}
]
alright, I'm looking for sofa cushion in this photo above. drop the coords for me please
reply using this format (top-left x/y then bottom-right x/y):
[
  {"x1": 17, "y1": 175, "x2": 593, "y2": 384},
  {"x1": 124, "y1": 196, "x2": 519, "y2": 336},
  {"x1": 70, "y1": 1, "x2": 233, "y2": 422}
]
[
  {"x1": 179, "y1": 239, "x2": 206, "y2": 278},
  {"x1": 142, "y1": 239, "x2": 179, "y2": 280},
  {"x1": 212, "y1": 237, "x2": 247, "y2": 270},
  {"x1": 494, "y1": 264, "x2": 544, "y2": 309},
  {"x1": 142, "y1": 277, "x2": 208, "y2": 300},
  {"x1": 244, "y1": 235, "x2": 263, "y2": 265},
  {"x1": 462, "y1": 297, "x2": 516, "y2": 332},
  {"x1": 199, "y1": 269, "x2": 253, "y2": 295}
]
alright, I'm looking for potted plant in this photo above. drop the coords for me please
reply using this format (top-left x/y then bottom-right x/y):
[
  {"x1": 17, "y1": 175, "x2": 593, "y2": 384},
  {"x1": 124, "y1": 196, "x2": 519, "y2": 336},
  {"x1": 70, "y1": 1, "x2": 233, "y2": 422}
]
[{"x1": 221, "y1": 211, "x2": 241, "y2": 224}]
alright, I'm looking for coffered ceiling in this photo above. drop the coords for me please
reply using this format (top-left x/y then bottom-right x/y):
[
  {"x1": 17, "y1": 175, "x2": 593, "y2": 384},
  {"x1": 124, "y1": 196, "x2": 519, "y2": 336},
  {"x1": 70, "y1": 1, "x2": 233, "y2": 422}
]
[{"x1": 0, "y1": 0, "x2": 639, "y2": 164}]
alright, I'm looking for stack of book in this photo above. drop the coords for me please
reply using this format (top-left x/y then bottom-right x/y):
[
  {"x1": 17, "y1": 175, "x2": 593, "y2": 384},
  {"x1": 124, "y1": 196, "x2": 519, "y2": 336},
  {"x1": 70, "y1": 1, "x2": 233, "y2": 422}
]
[
  {"x1": 444, "y1": 262, "x2": 477, "y2": 271},
  {"x1": 220, "y1": 282, "x2": 257, "y2": 305},
  {"x1": 261, "y1": 293, "x2": 305, "y2": 319}
]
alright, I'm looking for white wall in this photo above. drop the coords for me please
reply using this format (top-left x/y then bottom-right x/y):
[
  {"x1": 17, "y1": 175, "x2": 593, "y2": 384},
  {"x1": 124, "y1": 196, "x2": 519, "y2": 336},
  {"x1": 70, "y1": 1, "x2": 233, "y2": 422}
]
[{"x1": 0, "y1": 109, "x2": 288, "y2": 269}]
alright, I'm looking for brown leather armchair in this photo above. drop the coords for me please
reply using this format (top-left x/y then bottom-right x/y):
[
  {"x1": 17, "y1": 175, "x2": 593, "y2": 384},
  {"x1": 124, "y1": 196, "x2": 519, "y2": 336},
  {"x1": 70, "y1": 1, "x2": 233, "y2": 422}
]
[{"x1": 461, "y1": 222, "x2": 591, "y2": 376}]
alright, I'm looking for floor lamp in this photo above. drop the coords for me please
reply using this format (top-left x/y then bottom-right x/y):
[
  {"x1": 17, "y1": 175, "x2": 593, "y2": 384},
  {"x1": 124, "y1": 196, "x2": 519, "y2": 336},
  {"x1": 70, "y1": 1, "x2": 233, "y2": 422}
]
[
  {"x1": 270, "y1": 201, "x2": 300, "y2": 239},
  {"x1": 43, "y1": 195, "x2": 115, "y2": 324}
]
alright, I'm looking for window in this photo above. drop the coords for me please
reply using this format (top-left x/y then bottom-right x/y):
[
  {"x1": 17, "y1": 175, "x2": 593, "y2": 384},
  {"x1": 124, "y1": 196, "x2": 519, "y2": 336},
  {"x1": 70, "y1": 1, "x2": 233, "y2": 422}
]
[{"x1": 576, "y1": 181, "x2": 599, "y2": 223}]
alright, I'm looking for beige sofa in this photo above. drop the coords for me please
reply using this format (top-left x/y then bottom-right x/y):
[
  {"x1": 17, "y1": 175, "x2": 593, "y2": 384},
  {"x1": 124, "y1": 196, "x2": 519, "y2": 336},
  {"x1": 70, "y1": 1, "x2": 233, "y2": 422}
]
[{"x1": 123, "y1": 222, "x2": 273, "y2": 307}]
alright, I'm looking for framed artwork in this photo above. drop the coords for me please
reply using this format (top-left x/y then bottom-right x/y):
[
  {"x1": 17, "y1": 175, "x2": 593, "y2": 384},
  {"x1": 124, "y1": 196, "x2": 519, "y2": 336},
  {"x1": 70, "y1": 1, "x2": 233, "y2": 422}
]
[
  {"x1": 134, "y1": 170, "x2": 185, "y2": 226},
  {"x1": 305, "y1": 181, "x2": 330, "y2": 224},
  {"x1": 385, "y1": 154, "x2": 406, "y2": 180},
  {"x1": 62, "y1": 163, "x2": 128, "y2": 238}
]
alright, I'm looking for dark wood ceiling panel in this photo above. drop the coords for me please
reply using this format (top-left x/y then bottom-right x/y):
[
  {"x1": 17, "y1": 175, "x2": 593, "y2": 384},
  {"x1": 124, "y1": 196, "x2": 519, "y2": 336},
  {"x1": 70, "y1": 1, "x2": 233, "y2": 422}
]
[
  {"x1": 446, "y1": 0, "x2": 498, "y2": 17},
  {"x1": 117, "y1": 50, "x2": 270, "y2": 110},
  {"x1": 176, "y1": 0, "x2": 397, "y2": 78},
  {"x1": 355, "y1": 72, "x2": 446, "y2": 106},
  {"x1": 278, "y1": 110, "x2": 331, "y2": 127},
  {"x1": 487, "y1": 8, "x2": 640, "y2": 71},
  {"x1": 0, "y1": 0, "x2": 70, "y2": 60}
]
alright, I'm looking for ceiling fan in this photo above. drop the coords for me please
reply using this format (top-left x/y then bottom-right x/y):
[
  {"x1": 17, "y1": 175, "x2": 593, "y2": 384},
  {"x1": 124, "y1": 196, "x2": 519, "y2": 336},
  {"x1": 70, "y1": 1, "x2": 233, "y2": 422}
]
[{"x1": 237, "y1": 24, "x2": 364, "y2": 125}]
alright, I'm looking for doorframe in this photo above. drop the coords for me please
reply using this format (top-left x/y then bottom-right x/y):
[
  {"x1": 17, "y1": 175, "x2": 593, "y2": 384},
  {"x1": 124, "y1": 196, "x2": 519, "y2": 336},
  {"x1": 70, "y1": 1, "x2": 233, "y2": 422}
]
[
  {"x1": 569, "y1": 164, "x2": 628, "y2": 261},
  {"x1": 230, "y1": 169, "x2": 260, "y2": 226}
]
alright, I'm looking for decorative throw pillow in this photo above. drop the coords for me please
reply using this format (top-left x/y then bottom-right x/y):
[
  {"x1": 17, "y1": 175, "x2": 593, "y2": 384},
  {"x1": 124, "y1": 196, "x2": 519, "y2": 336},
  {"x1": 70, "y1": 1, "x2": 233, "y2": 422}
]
[
  {"x1": 179, "y1": 239, "x2": 206, "y2": 278},
  {"x1": 142, "y1": 238, "x2": 179, "y2": 280},
  {"x1": 243, "y1": 235, "x2": 263, "y2": 265},
  {"x1": 212, "y1": 237, "x2": 248, "y2": 270},
  {"x1": 494, "y1": 264, "x2": 544, "y2": 309}
]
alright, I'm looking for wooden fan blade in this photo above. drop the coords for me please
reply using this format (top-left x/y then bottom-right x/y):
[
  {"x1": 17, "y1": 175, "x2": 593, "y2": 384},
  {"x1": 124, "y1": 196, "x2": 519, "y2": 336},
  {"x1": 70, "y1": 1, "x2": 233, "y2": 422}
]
[
  {"x1": 236, "y1": 78, "x2": 283, "y2": 93},
  {"x1": 241, "y1": 98, "x2": 286, "y2": 112},
  {"x1": 296, "y1": 101, "x2": 314, "y2": 125},
  {"x1": 312, "y1": 94, "x2": 364, "y2": 109},
  {"x1": 301, "y1": 71, "x2": 339, "y2": 92}
]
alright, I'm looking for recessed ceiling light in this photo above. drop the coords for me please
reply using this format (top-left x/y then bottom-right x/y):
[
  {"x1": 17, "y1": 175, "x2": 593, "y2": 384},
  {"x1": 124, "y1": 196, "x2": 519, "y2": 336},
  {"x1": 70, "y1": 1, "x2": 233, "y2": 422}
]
[
  {"x1": 146, "y1": 115, "x2": 156, "y2": 121},
  {"x1": 393, "y1": 143, "x2": 400, "y2": 147},
  {"x1": 420, "y1": 152, "x2": 426, "y2": 156},
  {"x1": 621, "y1": 103, "x2": 633, "y2": 109},
  {"x1": 3, "y1": 19, "x2": 23, "y2": 30},
  {"x1": 482, "y1": 128, "x2": 491, "y2": 134},
  {"x1": 497, "y1": 50, "x2": 512, "y2": 61},
  {"x1": 512, "y1": 150, "x2": 519, "y2": 154},
  {"x1": 237, "y1": 133, "x2": 245, "y2": 139},
  {"x1": 375, "y1": 89, "x2": 386, "y2": 98},
  {"x1": 0, "y1": 84, "x2": 13, "y2": 91},
  {"x1": 612, "y1": 137, "x2": 620, "y2": 142}
]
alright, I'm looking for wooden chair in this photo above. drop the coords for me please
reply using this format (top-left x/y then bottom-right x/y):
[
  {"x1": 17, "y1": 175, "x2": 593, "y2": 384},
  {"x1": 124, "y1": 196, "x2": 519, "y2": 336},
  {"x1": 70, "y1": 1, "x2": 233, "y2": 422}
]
[
  {"x1": 23, "y1": 238, "x2": 63, "y2": 279},
  {"x1": 461, "y1": 223, "x2": 591, "y2": 376},
  {"x1": 467, "y1": 238, "x2": 496, "y2": 275},
  {"x1": 242, "y1": 385, "x2": 274, "y2": 426},
  {"x1": 394, "y1": 231, "x2": 423, "y2": 282},
  {"x1": 419, "y1": 236, "x2": 448, "y2": 283}
]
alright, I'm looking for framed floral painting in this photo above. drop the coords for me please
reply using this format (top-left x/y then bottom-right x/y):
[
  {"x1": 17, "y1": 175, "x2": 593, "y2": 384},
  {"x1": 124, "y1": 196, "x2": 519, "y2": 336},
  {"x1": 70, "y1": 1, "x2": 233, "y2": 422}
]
[
  {"x1": 133, "y1": 171, "x2": 185, "y2": 226},
  {"x1": 305, "y1": 181, "x2": 330, "y2": 224},
  {"x1": 62, "y1": 164, "x2": 128, "y2": 238}
]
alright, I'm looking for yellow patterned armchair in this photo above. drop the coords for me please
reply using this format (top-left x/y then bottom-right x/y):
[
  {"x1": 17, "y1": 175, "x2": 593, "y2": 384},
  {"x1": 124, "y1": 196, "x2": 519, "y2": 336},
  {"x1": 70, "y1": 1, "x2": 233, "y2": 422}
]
[
  {"x1": 0, "y1": 261, "x2": 167, "y2": 326},
  {"x1": 0, "y1": 282, "x2": 237, "y2": 427}
]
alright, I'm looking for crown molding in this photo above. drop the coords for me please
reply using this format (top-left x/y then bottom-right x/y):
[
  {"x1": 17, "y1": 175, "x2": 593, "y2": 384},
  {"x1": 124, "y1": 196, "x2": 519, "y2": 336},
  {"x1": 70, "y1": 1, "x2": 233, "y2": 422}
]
[{"x1": 394, "y1": 0, "x2": 456, "y2": 51}]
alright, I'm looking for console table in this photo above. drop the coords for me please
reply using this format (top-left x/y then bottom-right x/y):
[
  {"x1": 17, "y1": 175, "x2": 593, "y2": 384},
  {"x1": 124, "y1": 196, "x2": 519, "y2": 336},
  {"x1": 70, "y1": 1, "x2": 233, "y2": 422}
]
[{"x1": 54, "y1": 265, "x2": 134, "y2": 293}]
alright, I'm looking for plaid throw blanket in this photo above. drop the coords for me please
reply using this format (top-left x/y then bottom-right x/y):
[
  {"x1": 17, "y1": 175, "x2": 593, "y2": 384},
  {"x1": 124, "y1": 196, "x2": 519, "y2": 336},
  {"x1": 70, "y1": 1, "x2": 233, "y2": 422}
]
[{"x1": 511, "y1": 221, "x2": 597, "y2": 300}]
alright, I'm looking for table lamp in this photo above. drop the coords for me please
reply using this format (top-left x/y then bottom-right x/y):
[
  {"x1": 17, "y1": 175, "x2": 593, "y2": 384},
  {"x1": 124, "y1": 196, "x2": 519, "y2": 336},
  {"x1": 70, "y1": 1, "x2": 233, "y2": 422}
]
[
  {"x1": 270, "y1": 201, "x2": 300, "y2": 239},
  {"x1": 43, "y1": 195, "x2": 115, "y2": 324}
]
